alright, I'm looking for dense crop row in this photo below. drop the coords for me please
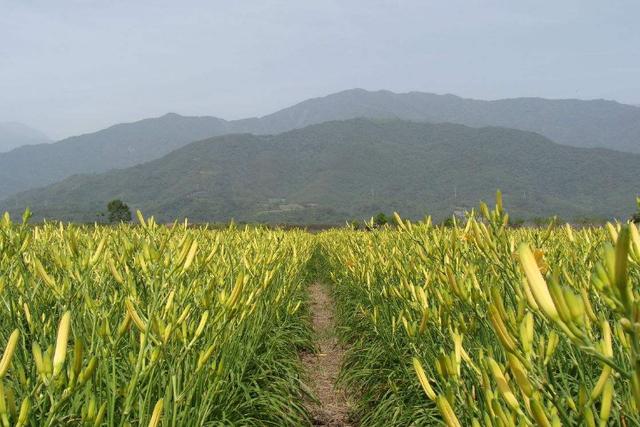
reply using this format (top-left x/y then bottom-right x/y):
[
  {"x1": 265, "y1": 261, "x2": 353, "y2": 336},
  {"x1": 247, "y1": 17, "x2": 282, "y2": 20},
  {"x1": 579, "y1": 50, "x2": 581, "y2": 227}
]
[
  {"x1": 320, "y1": 197, "x2": 640, "y2": 426},
  {"x1": 3, "y1": 199, "x2": 640, "y2": 426},
  {"x1": 0, "y1": 212, "x2": 314, "y2": 425}
]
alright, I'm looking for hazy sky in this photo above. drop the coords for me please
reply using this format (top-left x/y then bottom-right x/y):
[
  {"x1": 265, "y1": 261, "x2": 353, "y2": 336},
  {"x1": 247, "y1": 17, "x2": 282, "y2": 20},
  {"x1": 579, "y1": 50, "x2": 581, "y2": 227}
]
[{"x1": 2, "y1": 0, "x2": 639, "y2": 139}]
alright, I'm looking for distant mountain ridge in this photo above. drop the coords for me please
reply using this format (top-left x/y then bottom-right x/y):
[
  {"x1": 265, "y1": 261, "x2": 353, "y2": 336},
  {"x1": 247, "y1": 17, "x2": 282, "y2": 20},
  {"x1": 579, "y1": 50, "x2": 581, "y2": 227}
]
[
  {"x1": 257, "y1": 89, "x2": 640, "y2": 152},
  {"x1": 1, "y1": 89, "x2": 639, "y2": 200},
  {"x1": 2, "y1": 119, "x2": 638, "y2": 223},
  {"x1": 0, "y1": 122, "x2": 50, "y2": 153},
  {"x1": 0, "y1": 114, "x2": 231, "y2": 199}
]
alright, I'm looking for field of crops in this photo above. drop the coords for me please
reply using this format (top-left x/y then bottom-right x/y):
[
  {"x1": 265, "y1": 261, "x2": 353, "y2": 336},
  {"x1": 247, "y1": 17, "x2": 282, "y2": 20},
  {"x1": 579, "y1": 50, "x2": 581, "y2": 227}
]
[
  {"x1": 1, "y1": 199, "x2": 640, "y2": 426},
  {"x1": 0, "y1": 212, "x2": 314, "y2": 425},
  {"x1": 321, "y1": 199, "x2": 640, "y2": 426}
]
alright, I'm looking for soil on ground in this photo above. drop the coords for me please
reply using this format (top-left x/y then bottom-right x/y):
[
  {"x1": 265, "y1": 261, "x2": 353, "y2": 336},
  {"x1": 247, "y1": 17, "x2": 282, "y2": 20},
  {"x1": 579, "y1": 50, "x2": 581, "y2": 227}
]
[{"x1": 301, "y1": 282, "x2": 353, "y2": 426}]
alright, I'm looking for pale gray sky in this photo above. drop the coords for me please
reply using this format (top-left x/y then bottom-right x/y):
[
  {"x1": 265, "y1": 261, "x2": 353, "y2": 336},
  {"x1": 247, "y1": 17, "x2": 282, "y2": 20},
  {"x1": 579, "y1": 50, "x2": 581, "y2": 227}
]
[{"x1": 1, "y1": 0, "x2": 639, "y2": 139}]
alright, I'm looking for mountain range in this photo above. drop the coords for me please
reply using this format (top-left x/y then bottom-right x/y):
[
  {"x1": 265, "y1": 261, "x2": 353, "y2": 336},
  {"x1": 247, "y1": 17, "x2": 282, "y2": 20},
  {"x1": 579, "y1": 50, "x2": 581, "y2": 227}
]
[
  {"x1": 0, "y1": 122, "x2": 50, "y2": 153},
  {"x1": 2, "y1": 119, "x2": 637, "y2": 223},
  {"x1": 1, "y1": 89, "x2": 639, "y2": 201}
]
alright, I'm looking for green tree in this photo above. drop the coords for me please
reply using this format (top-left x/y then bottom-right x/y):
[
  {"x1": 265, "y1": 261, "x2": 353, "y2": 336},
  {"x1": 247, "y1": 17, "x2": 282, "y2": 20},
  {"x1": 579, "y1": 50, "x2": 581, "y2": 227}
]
[
  {"x1": 442, "y1": 217, "x2": 455, "y2": 227},
  {"x1": 107, "y1": 199, "x2": 132, "y2": 223},
  {"x1": 632, "y1": 197, "x2": 640, "y2": 224},
  {"x1": 373, "y1": 212, "x2": 388, "y2": 227}
]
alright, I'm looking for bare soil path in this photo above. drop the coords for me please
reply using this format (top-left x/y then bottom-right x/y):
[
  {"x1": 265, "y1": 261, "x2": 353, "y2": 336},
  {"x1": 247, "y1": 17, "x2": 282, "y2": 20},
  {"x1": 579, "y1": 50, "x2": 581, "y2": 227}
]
[{"x1": 301, "y1": 282, "x2": 353, "y2": 426}]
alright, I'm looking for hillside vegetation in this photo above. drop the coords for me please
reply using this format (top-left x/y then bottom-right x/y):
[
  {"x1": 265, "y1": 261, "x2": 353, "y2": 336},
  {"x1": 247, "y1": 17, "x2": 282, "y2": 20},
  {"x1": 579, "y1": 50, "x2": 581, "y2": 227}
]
[
  {"x1": 0, "y1": 114, "x2": 230, "y2": 199},
  {"x1": 258, "y1": 89, "x2": 640, "y2": 153},
  {"x1": 1, "y1": 89, "x2": 639, "y2": 200},
  {"x1": 2, "y1": 119, "x2": 638, "y2": 223}
]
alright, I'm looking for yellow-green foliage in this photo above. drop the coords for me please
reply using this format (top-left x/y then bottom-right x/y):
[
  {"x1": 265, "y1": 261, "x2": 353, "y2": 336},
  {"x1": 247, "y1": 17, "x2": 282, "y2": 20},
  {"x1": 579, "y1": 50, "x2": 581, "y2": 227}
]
[
  {"x1": 3, "y1": 197, "x2": 640, "y2": 426},
  {"x1": 0, "y1": 212, "x2": 314, "y2": 425},
  {"x1": 319, "y1": 196, "x2": 640, "y2": 426}
]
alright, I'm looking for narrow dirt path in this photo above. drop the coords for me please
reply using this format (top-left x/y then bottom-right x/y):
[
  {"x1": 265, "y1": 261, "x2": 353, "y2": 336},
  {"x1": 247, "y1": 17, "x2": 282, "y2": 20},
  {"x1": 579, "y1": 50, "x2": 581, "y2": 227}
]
[{"x1": 302, "y1": 282, "x2": 352, "y2": 426}]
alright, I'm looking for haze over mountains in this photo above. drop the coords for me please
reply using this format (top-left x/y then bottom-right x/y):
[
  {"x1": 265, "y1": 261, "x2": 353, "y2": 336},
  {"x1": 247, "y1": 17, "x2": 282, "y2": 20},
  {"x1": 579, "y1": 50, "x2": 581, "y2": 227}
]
[
  {"x1": 1, "y1": 89, "x2": 640, "y2": 203},
  {"x1": 0, "y1": 122, "x2": 50, "y2": 153},
  {"x1": 2, "y1": 119, "x2": 638, "y2": 223},
  {"x1": 255, "y1": 89, "x2": 640, "y2": 153},
  {"x1": 0, "y1": 115, "x2": 234, "y2": 200}
]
